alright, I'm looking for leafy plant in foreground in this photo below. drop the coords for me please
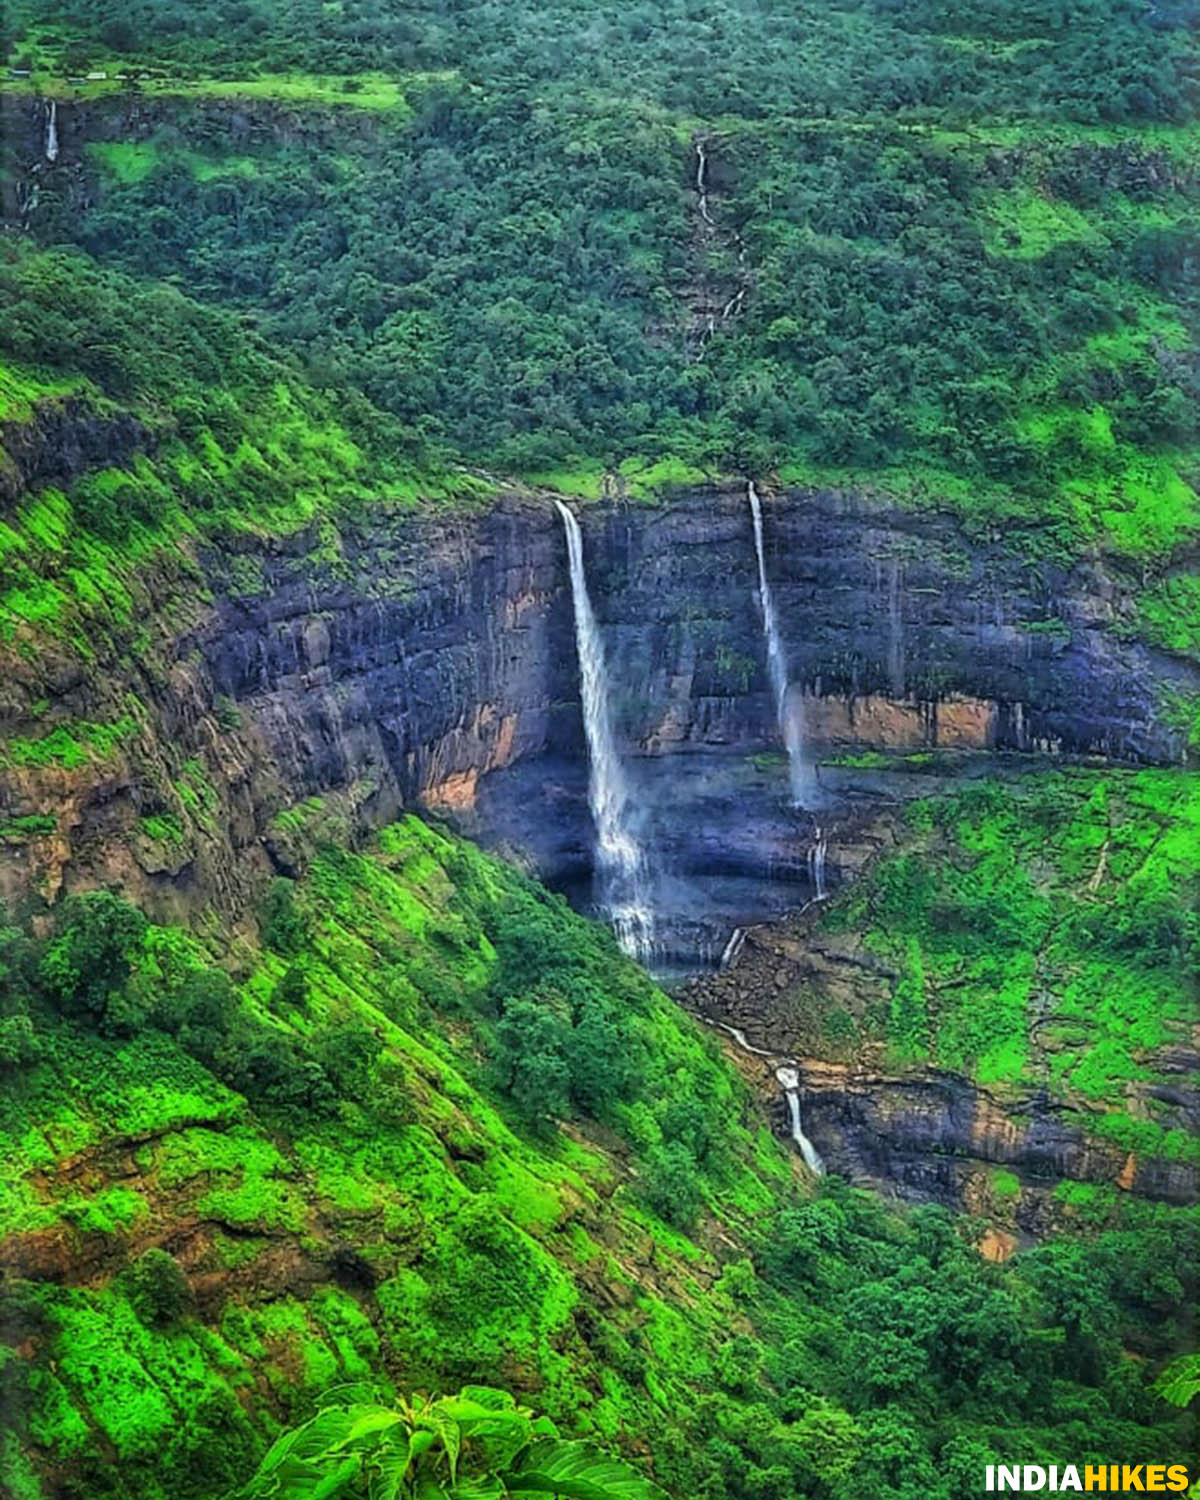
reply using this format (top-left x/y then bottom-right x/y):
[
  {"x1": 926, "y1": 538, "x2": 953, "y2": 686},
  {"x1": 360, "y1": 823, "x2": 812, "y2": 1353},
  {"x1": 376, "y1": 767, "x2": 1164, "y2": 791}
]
[{"x1": 238, "y1": 1385, "x2": 668, "y2": 1500}]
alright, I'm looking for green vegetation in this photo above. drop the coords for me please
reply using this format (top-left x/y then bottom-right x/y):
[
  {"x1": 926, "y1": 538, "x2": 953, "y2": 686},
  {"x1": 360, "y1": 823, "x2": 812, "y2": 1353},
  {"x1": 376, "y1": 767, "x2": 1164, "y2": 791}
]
[
  {"x1": 0, "y1": 1, "x2": 1198, "y2": 1496},
  {"x1": 1, "y1": 814, "x2": 1194, "y2": 1500},
  {"x1": 240, "y1": 1386, "x2": 667, "y2": 1500},
  {"x1": 1, "y1": 0, "x2": 1196, "y2": 566},
  {"x1": 821, "y1": 770, "x2": 1199, "y2": 1138}
]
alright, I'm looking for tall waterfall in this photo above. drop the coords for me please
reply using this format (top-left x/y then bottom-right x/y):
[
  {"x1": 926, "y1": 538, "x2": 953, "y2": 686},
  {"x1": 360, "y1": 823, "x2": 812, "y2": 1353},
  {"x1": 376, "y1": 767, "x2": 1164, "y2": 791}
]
[
  {"x1": 748, "y1": 482, "x2": 813, "y2": 806},
  {"x1": 555, "y1": 500, "x2": 654, "y2": 960},
  {"x1": 45, "y1": 100, "x2": 59, "y2": 163},
  {"x1": 775, "y1": 1066, "x2": 825, "y2": 1175}
]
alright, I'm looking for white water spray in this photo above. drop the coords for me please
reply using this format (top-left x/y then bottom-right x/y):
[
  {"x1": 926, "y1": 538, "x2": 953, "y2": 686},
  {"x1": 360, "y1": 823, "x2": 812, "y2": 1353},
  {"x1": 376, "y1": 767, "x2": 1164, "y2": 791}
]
[
  {"x1": 555, "y1": 500, "x2": 654, "y2": 960},
  {"x1": 775, "y1": 1065, "x2": 825, "y2": 1175},
  {"x1": 748, "y1": 481, "x2": 812, "y2": 806},
  {"x1": 45, "y1": 100, "x2": 59, "y2": 163}
]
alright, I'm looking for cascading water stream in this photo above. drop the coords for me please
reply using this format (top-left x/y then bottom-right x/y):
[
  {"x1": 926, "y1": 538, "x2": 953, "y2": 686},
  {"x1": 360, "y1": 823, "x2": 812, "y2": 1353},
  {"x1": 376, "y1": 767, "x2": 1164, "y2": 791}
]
[
  {"x1": 719, "y1": 927, "x2": 746, "y2": 970},
  {"x1": 697, "y1": 1017, "x2": 828, "y2": 1172},
  {"x1": 748, "y1": 482, "x2": 813, "y2": 806},
  {"x1": 555, "y1": 500, "x2": 654, "y2": 960},
  {"x1": 45, "y1": 100, "x2": 59, "y2": 163},
  {"x1": 774, "y1": 1066, "x2": 825, "y2": 1175}
]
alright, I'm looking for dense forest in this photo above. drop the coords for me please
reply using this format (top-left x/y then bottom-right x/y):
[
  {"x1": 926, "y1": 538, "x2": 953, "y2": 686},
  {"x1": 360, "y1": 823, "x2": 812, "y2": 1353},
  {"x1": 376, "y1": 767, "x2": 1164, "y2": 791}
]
[{"x1": 4, "y1": 0, "x2": 1199, "y2": 560}]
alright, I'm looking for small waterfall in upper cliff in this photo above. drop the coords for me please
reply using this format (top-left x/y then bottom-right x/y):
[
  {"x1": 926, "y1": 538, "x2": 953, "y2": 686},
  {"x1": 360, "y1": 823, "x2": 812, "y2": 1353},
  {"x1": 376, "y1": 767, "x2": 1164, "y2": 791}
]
[
  {"x1": 695, "y1": 139, "x2": 714, "y2": 226},
  {"x1": 45, "y1": 100, "x2": 59, "y2": 163},
  {"x1": 775, "y1": 1065, "x2": 825, "y2": 1175},
  {"x1": 555, "y1": 500, "x2": 654, "y2": 960},
  {"x1": 748, "y1": 481, "x2": 813, "y2": 806},
  {"x1": 719, "y1": 927, "x2": 746, "y2": 970}
]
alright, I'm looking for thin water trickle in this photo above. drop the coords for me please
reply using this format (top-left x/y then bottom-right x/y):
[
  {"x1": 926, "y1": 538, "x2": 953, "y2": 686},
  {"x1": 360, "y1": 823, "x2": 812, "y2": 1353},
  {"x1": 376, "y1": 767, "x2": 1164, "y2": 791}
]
[
  {"x1": 808, "y1": 829, "x2": 828, "y2": 901},
  {"x1": 555, "y1": 500, "x2": 654, "y2": 960},
  {"x1": 45, "y1": 100, "x2": 59, "y2": 163},
  {"x1": 748, "y1": 481, "x2": 813, "y2": 807},
  {"x1": 719, "y1": 927, "x2": 746, "y2": 970}
]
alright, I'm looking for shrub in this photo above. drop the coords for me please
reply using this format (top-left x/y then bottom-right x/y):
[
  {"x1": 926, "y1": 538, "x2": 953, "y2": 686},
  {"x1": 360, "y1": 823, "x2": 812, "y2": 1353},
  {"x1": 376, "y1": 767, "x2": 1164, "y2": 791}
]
[
  {"x1": 640, "y1": 1142, "x2": 703, "y2": 1229},
  {"x1": 272, "y1": 963, "x2": 309, "y2": 1011},
  {"x1": 126, "y1": 1249, "x2": 190, "y2": 1326},
  {"x1": 492, "y1": 994, "x2": 571, "y2": 1126},
  {"x1": 260, "y1": 879, "x2": 310, "y2": 956},
  {"x1": 0, "y1": 1013, "x2": 39, "y2": 1068}
]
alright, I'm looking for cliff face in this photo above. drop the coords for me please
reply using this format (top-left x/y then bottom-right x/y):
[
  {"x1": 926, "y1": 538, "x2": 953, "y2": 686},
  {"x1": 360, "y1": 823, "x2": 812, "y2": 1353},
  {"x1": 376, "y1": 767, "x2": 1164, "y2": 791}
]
[
  {"x1": 1, "y1": 451, "x2": 1195, "y2": 1218},
  {"x1": 0, "y1": 476, "x2": 1194, "y2": 924}
]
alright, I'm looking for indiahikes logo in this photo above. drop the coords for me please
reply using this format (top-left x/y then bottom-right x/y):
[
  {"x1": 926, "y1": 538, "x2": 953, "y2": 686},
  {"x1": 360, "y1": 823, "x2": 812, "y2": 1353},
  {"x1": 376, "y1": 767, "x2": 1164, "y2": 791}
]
[{"x1": 986, "y1": 1466, "x2": 1192, "y2": 1493}]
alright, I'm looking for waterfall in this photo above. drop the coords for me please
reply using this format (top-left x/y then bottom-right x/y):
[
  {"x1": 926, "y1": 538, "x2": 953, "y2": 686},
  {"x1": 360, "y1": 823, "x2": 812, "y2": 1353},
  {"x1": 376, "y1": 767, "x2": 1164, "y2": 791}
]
[
  {"x1": 720, "y1": 1022, "x2": 775, "y2": 1059},
  {"x1": 704, "y1": 1017, "x2": 831, "y2": 1172},
  {"x1": 45, "y1": 100, "x2": 59, "y2": 163},
  {"x1": 748, "y1": 482, "x2": 813, "y2": 806},
  {"x1": 695, "y1": 140, "x2": 713, "y2": 225},
  {"x1": 555, "y1": 500, "x2": 654, "y2": 960},
  {"x1": 719, "y1": 926, "x2": 746, "y2": 970},
  {"x1": 808, "y1": 829, "x2": 827, "y2": 901},
  {"x1": 775, "y1": 1065, "x2": 825, "y2": 1175}
]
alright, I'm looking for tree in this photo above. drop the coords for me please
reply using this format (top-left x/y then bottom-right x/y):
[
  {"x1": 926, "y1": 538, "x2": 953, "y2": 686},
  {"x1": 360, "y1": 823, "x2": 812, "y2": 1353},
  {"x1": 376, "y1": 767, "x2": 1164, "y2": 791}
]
[
  {"x1": 39, "y1": 891, "x2": 148, "y2": 1030},
  {"x1": 261, "y1": 879, "x2": 310, "y2": 956},
  {"x1": 238, "y1": 1385, "x2": 668, "y2": 1499},
  {"x1": 492, "y1": 994, "x2": 570, "y2": 1125},
  {"x1": 640, "y1": 1141, "x2": 703, "y2": 1229}
]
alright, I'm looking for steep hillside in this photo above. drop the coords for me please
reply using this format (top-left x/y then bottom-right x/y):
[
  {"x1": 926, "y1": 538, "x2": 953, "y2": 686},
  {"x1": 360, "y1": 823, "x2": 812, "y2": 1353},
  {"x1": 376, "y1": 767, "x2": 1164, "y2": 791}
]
[
  {"x1": 685, "y1": 763, "x2": 1200, "y2": 1223},
  {"x1": 2, "y1": 814, "x2": 1196, "y2": 1500}
]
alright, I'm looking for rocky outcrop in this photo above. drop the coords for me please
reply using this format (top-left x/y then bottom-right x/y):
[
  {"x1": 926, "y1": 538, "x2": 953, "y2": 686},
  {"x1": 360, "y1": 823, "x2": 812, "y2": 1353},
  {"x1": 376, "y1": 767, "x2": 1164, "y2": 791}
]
[
  {"x1": 0, "y1": 397, "x2": 151, "y2": 502},
  {"x1": 684, "y1": 896, "x2": 1200, "y2": 1220}
]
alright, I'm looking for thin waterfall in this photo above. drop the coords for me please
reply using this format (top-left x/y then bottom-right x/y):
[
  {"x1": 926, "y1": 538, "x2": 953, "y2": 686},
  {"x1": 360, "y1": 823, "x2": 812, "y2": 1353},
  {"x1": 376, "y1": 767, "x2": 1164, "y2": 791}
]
[
  {"x1": 704, "y1": 1018, "x2": 831, "y2": 1172},
  {"x1": 748, "y1": 481, "x2": 813, "y2": 806},
  {"x1": 719, "y1": 926, "x2": 746, "y2": 970},
  {"x1": 808, "y1": 828, "x2": 828, "y2": 901},
  {"x1": 775, "y1": 1065, "x2": 825, "y2": 1175},
  {"x1": 695, "y1": 139, "x2": 713, "y2": 225},
  {"x1": 45, "y1": 100, "x2": 59, "y2": 163},
  {"x1": 555, "y1": 500, "x2": 654, "y2": 960}
]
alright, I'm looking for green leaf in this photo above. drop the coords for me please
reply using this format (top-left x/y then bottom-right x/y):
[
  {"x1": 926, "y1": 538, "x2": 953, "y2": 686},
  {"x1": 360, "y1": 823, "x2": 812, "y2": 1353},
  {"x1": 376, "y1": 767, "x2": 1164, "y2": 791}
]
[
  {"x1": 335, "y1": 1407, "x2": 406, "y2": 1448},
  {"x1": 311, "y1": 1456, "x2": 363, "y2": 1500},
  {"x1": 504, "y1": 1439, "x2": 668, "y2": 1500},
  {"x1": 409, "y1": 1430, "x2": 437, "y2": 1462},
  {"x1": 457, "y1": 1387, "x2": 517, "y2": 1412},
  {"x1": 449, "y1": 1478, "x2": 505, "y2": 1500},
  {"x1": 368, "y1": 1432, "x2": 413, "y2": 1500},
  {"x1": 254, "y1": 1425, "x2": 307, "y2": 1478},
  {"x1": 1155, "y1": 1354, "x2": 1200, "y2": 1408},
  {"x1": 435, "y1": 1401, "x2": 530, "y2": 1441},
  {"x1": 417, "y1": 1410, "x2": 461, "y2": 1482}
]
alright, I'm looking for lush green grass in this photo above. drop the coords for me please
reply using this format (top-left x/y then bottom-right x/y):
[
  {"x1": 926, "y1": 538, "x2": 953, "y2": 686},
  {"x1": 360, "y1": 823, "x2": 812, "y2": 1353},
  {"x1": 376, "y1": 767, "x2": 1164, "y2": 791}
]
[{"x1": 821, "y1": 770, "x2": 1200, "y2": 1133}]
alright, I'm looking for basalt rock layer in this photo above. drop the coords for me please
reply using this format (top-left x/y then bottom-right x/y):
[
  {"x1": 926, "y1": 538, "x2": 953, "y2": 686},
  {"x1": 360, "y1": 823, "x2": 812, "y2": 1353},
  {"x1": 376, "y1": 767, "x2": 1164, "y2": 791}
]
[{"x1": 0, "y1": 464, "x2": 1195, "y2": 924}]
